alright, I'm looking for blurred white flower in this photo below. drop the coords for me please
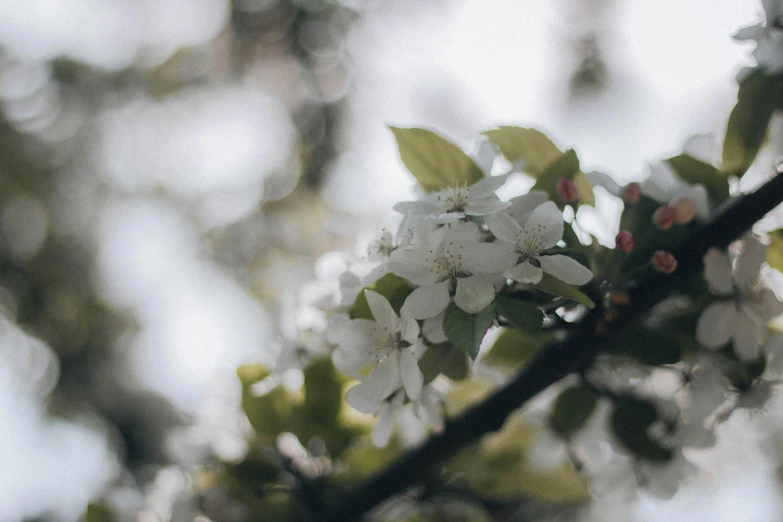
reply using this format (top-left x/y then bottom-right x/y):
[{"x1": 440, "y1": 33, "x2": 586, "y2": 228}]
[
  {"x1": 735, "y1": 0, "x2": 783, "y2": 72},
  {"x1": 696, "y1": 237, "x2": 783, "y2": 361},
  {"x1": 354, "y1": 386, "x2": 445, "y2": 447},
  {"x1": 641, "y1": 162, "x2": 710, "y2": 222},
  {"x1": 486, "y1": 201, "x2": 593, "y2": 285}
]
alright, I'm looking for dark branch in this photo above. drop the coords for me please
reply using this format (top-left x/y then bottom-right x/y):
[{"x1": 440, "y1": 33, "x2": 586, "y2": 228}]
[{"x1": 317, "y1": 170, "x2": 783, "y2": 522}]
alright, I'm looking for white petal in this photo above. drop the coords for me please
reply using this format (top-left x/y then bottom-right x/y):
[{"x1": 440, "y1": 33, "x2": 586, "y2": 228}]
[
  {"x1": 523, "y1": 202, "x2": 564, "y2": 251},
  {"x1": 400, "y1": 351, "x2": 424, "y2": 399},
  {"x1": 422, "y1": 312, "x2": 447, "y2": 343},
  {"x1": 393, "y1": 200, "x2": 442, "y2": 216},
  {"x1": 684, "y1": 185, "x2": 710, "y2": 221},
  {"x1": 735, "y1": 236, "x2": 766, "y2": 288},
  {"x1": 753, "y1": 288, "x2": 783, "y2": 322},
  {"x1": 473, "y1": 140, "x2": 497, "y2": 175},
  {"x1": 468, "y1": 172, "x2": 509, "y2": 196},
  {"x1": 327, "y1": 318, "x2": 375, "y2": 350},
  {"x1": 365, "y1": 290, "x2": 399, "y2": 333},
  {"x1": 584, "y1": 171, "x2": 621, "y2": 195},
  {"x1": 399, "y1": 311, "x2": 420, "y2": 344},
  {"x1": 696, "y1": 301, "x2": 737, "y2": 348},
  {"x1": 682, "y1": 134, "x2": 719, "y2": 166},
  {"x1": 372, "y1": 404, "x2": 395, "y2": 447},
  {"x1": 401, "y1": 280, "x2": 451, "y2": 320},
  {"x1": 461, "y1": 242, "x2": 520, "y2": 274},
  {"x1": 733, "y1": 308, "x2": 760, "y2": 361},
  {"x1": 454, "y1": 275, "x2": 496, "y2": 314},
  {"x1": 504, "y1": 260, "x2": 543, "y2": 284},
  {"x1": 642, "y1": 162, "x2": 680, "y2": 203},
  {"x1": 361, "y1": 263, "x2": 389, "y2": 286},
  {"x1": 507, "y1": 191, "x2": 549, "y2": 226},
  {"x1": 444, "y1": 220, "x2": 480, "y2": 252},
  {"x1": 703, "y1": 248, "x2": 733, "y2": 295},
  {"x1": 332, "y1": 347, "x2": 374, "y2": 378},
  {"x1": 367, "y1": 352, "x2": 402, "y2": 401},
  {"x1": 388, "y1": 248, "x2": 439, "y2": 286},
  {"x1": 464, "y1": 197, "x2": 510, "y2": 216},
  {"x1": 538, "y1": 254, "x2": 593, "y2": 285},
  {"x1": 346, "y1": 383, "x2": 383, "y2": 413},
  {"x1": 484, "y1": 211, "x2": 523, "y2": 244}
]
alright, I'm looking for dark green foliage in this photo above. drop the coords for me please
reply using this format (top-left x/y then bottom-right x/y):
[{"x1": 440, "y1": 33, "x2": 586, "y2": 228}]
[
  {"x1": 550, "y1": 385, "x2": 599, "y2": 436},
  {"x1": 611, "y1": 396, "x2": 672, "y2": 462},
  {"x1": 443, "y1": 302, "x2": 496, "y2": 360}
]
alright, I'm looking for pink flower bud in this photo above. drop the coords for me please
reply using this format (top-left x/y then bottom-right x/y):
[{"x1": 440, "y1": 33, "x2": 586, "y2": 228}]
[
  {"x1": 652, "y1": 250, "x2": 677, "y2": 274},
  {"x1": 671, "y1": 196, "x2": 696, "y2": 224},
  {"x1": 615, "y1": 230, "x2": 634, "y2": 252},
  {"x1": 556, "y1": 178, "x2": 579, "y2": 204},
  {"x1": 621, "y1": 182, "x2": 641, "y2": 204},
  {"x1": 653, "y1": 205, "x2": 677, "y2": 231}
]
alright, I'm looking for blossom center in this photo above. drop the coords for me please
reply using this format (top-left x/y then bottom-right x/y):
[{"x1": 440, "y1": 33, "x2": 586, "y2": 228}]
[{"x1": 436, "y1": 182, "x2": 470, "y2": 213}]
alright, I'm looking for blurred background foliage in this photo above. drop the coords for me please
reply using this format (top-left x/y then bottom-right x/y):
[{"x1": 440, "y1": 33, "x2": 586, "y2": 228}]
[{"x1": 1, "y1": 0, "x2": 782, "y2": 521}]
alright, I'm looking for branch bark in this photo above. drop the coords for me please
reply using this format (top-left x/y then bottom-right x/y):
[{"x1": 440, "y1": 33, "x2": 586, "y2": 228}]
[{"x1": 318, "y1": 170, "x2": 783, "y2": 522}]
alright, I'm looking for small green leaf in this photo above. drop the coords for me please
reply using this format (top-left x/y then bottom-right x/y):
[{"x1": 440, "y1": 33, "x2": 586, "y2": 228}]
[
  {"x1": 482, "y1": 126, "x2": 563, "y2": 176},
  {"x1": 532, "y1": 272, "x2": 595, "y2": 309},
  {"x1": 483, "y1": 328, "x2": 557, "y2": 368},
  {"x1": 418, "y1": 342, "x2": 470, "y2": 382},
  {"x1": 611, "y1": 396, "x2": 672, "y2": 462},
  {"x1": 302, "y1": 358, "x2": 343, "y2": 424},
  {"x1": 85, "y1": 503, "x2": 115, "y2": 522},
  {"x1": 389, "y1": 126, "x2": 483, "y2": 191},
  {"x1": 768, "y1": 230, "x2": 783, "y2": 273},
  {"x1": 238, "y1": 364, "x2": 298, "y2": 437},
  {"x1": 351, "y1": 273, "x2": 413, "y2": 320},
  {"x1": 442, "y1": 302, "x2": 496, "y2": 359},
  {"x1": 495, "y1": 296, "x2": 543, "y2": 333},
  {"x1": 550, "y1": 385, "x2": 599, "y2": 436},
  {"x1": 531, "y1": 149, "x2": 579, "y2": 195},
  {"x1": 666, "y1": 154, "x2": 729, "y2": 204},
  {"x1": 722, "y1": 70, "x2": 783, "y2": 176}
]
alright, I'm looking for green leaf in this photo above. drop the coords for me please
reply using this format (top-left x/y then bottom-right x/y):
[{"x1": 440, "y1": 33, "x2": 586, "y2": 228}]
[
  {"x1": 531, "y1": 149, "x2": 579, "y2": 195},
  {"x1": 302, "y1": 358, "x2": 343, "y2": 424},
  {"x1": 445, "y1": 416, "x2": 589, "y2": 502},
  {"x1": 768, "y1": 229, "x2": 783, "y2": 273},
  {"x1": 389, "y1": 126, "x2": 484, "y2": 191},
  {"x1": 532, "y1": 272, "x2": 595, "y2": 309},
  {"x1": 611, "y1": 396, "x2": 672, "y2": 462},
  {"x1": 666, "y1": 154, "x2": 729, "y2": 204},
  {"x1": 237, "y1": 364, "x2": 298, "y2": 437},
  {"x1": 722, "y1": 70, "x2": 783, "y2": 176},
  {"x1": 442, "y1": 302, "x2": 496, "y2": 360},
  {"x1": 483, "y1": 327, "x2": 557, "y2": 368},
  {"x1": 85, "y1": 503, "x2": 115, "y2": 522},
  {"x1": 350, "y1": 273, "x2": 414, "y2": 320},
  {"x1": 418, "y1": 342, "x2": 470, "y2": 382},
  {"x1": 495, "y1": 296, "x2": 543, "y2": 333},
  {"x1": 482, "y1": 126, "x2": 563, "y2": 176},
  {"x1": 550, "y1": 385, "x2": 599, "y2": 436}
]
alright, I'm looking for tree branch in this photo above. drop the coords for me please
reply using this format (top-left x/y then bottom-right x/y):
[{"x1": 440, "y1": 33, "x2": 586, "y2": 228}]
[{"x1": 318, "y1": 170, "x2": 783, "y2": 522}]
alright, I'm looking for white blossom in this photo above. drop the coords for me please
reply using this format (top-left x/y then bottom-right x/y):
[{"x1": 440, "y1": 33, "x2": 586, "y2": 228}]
[
  {"x1": 388, "y1": 221, "x2": 518, "y2": 319},
  {"x1": 735, "y1": 0, "x2": 783, "y2": 73},
  {"x1": 485, "y1": 201, "x2": 593, "y2": 285},
  {"x1": 393, "y1": 175, "x2": 511, "y2": 223},
  {"x1": 696, "y1": 236, "x2": 783, "y2": 361},
  {"x1": 332, "y1": 290, "x2": 426, "y2": 404},
  {"x1": 641, "y1": 162, "x2": 710, "y2": 221}
]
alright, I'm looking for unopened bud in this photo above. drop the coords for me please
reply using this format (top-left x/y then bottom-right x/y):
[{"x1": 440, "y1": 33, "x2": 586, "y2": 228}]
[
  {"x1": 556, "y1": 178, "x2": 580, "y2": 204},
  {"x1": 653, "y1": 205, "x2": 677, "y2": 230},
  {"x1": 671, "y1": 197, "x2": 696, "y2": 224},
  {"x1": 621, "y1": 182, "x2": 641, "y2": 204},
  {"x1": 652, "y1": 250, "x2": 677, "y2": 274},
  {"x1": 615, "y1": 230, "x2": 634, "y2": 252}
]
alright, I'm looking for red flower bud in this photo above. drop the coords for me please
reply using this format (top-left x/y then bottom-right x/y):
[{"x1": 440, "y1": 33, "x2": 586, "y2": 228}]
[
  {"x1": 652, "y1": 250, "x2": 677, "y2": 273},
  {"x1": 653, "y1": 205, "x2": 677, "y2": 231},
  {"x1": 556, "y1": 178, "x2": 579, "y2": 204},
  {"x1": 615, "y1": 230, "x2": 634, "y2": 252},
  {"x1": 671, "y1": 196, "x2": 696, "y2": 224},
  {"x1": 621, "y1": 182, "x2": 641, "y2": 204}
]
